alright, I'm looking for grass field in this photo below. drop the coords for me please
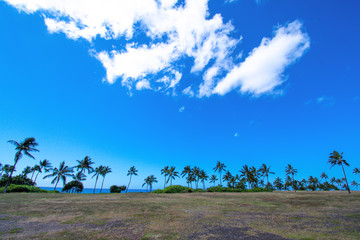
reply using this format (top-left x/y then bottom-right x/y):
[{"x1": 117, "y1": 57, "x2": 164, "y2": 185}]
[{"x1": 0, "y1": 191, "x2": 359, "y2": 239}]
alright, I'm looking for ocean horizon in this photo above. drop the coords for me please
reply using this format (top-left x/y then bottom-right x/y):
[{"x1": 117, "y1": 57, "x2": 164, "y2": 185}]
[{"x1": 40, "y1": 187, "x2": 148, "y2": 194}]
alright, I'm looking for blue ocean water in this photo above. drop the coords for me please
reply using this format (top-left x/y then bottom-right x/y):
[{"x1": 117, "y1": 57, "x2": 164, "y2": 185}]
[{"x1": 40, "y1": 187, "x2": 147, "y2": 194}]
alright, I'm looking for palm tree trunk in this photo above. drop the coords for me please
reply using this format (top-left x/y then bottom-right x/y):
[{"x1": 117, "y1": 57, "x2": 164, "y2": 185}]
[
  {"x1": 126, "y1": 175, "x2": 132, "y2": 193},
  {"x1": 220, "y1": 172, "x2": 222, "y2": 186},
  {"x1": 341, "y1": 163, "x2": 351, "y2": 194},
  {"x1": 164, "y1": 176, "x2": 167, "y2": 188},
  {"x1": 292, "y1": 174, "x2": 296, "y2": 192},
  {"x1": 203, "y1": 181, "x2": 205, "y2": 190},
  {"x1": 150, "y1": 184, "x2": 152, "y2": 192},
  {"x1": 93, "y1": 175, "x2": 99, "y2": 194},
  {"x1": 34, "y1": 171, "x2": 40, "y2": 185},
  {"x1": 171, "y1": 178, "x2": 173, "y2": 186},
  {"x1": 3, "y1": 164, "x2": 17, "y2": 193},
  {"x1": 54, "y1": 178, "x2": 60, "y2": 191},
  {"x1": 31, "y1": 171, "x2": 35, "y2": 180},
  {"x1": 100, "y1": 176, "x2": 105, "y2": 193}
]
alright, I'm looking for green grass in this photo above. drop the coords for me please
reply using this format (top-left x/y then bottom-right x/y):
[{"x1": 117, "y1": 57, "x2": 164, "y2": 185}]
[{"x1": 0, "y1": 191, "x2": 359, "y2": 239}]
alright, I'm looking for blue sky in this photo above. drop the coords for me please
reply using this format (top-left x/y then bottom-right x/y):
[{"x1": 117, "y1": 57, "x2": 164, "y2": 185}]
[{"x1": 0, "y1": 0, "x2": 359, "y2": 189}]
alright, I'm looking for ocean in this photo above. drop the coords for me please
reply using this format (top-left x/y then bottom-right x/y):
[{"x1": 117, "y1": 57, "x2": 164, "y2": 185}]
[{"x1": 40, "y1": 187, "x2": 148, "y2": 194}]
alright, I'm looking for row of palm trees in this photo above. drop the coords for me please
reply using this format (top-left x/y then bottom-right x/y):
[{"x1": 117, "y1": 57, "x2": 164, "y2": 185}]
[
  {"x1": 1, "y1": 138, "x2": 113, "y2": 193},
  {"x1": 1, "y1": 137, "x2": 359, "y2": 194}
]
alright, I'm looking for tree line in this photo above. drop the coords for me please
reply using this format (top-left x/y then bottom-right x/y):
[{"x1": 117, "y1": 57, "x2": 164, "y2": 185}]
[{"x1": 1, "y1": 137, "x2": 359, "y2": 193}]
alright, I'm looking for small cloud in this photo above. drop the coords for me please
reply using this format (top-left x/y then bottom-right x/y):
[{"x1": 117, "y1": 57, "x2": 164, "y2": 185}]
[
  {"x1": 135, "y1": 79, "x2": 151, "y2": 90},
  {"x1": 182, "y1": 86, "x2": 194, "y2": 97},
  {"x1": 179, "y1": 106, "x2": 185, "y2": 113},
  {"x1": 234, "y1": 132, "x2": 238, "y2": 137},
  {"x1": 316, "y1": 95, "x2": 334, "y2": 106}
]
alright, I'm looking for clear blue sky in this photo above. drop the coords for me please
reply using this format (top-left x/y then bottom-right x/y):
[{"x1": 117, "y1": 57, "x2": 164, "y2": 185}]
[{"x1": 0, "y1": 0, "x2": 359, "y2": 189}]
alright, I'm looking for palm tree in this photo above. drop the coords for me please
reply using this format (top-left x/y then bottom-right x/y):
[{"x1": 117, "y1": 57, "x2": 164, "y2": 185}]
[
  {"x1": 75, "y1": 156, "x2": 95, "y2": 177},
  {"x1": 126, "y1": 166, "x2": 138, "y2": 193},
  {"x1": 161, "y1": 166, "x2": 170, "y2": 188},
  {"x1": 167, "y1": 166, "x2": 179, "y2": 186},
  {"x1": 258, "y1": 164, "x2": 275, "y2": 186},
  {"x1": 2, "y1": 164, "x2": 14, "y2": 177},
  {"x1": 100, "y1": 166, "x2": 112, "y2": 193},
  {"x1": 0, "y1": 163, "x2": 3, "y2": 177},
  {"x1": 43, "y1": 161, "x2": 74, "y2": 190},
  {"x1": 92, "y1": 165, "x2": 105, "y2": 194},
  {"x1": 223, "y1": 171, "x2": 233, "y2": 186},
  {"x1": 213, "y1": 161, "x2": 226, "y2": 186},
  {"x1": 32, "y1": 165, "x2": 41, "y2": 185},
  {"x1": 351, "y1": 180, "x2": 359, "y2": 189},
  {"x1": 192, "y1": 166, "x2": 200, "y2": 188},
  {"x1": 328, "y1": 151, "x2": 351, "y2": 194},
  {"x1": 181, "y1": 165, "x2": 192, "y2": 187},
  {"x1": 273, "y1": 177, "x2": 284, "y2": 190},
  {"x1": 353, "y1": 168, "x2": 360, "y2": 177},
  {"x1": 143, "y1": 175, "x2": 157, "y2": 192},
  {"x1": 73, "y1": 171, "x2": 86, "y2": 182},
  {"x1": 285, "y1": 164, "x2": 298, "y2": 192},
  {"x1": 22, "y1": 166, "x2": 32, "y2": 178},
  {"x1": 320, "y1": 172, "x2": 328, "y2": 182},
  {"x1": 199, "y1": 170, "x2": 208, "y2": 190},
  {"x1": 4, "y1": 137, "x2": 39, "y2": 193},
  {"x1": 33, "y1": 159, "x2": 52, "y2": 184},
  {"x1": 210, "y1": 175, "x2": 218, "y2": 187},
  {"x1": 239, "y1": 165, "x2": 254, "y2": 189}
]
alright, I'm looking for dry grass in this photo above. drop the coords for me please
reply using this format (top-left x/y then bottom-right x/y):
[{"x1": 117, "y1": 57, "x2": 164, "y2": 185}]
[{"x1": 0, "y1": 191, "x2": 359, "y2": 239}]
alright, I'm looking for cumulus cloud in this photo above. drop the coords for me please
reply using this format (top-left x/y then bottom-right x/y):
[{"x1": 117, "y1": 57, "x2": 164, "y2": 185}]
[
  {"x1": 213, "y1": 21, "x2": 310, "y2": 96},
  {"x1": 179, "y1": 106, "x2": 185, "y2": 112},
  {"x1": 4, "y1": 0, "x2": 309, "y2": 98},
  {"x1": 317, "y1": 95, "x2": 334, "y2": 106}
]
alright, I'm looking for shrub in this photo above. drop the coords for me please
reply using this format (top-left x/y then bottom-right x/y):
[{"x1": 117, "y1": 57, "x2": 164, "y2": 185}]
[
  {"x1": 206, "y1": 186, "x2": 271, "y2": 193},
  {"x1": 152, "y1": 189, "x2": 163, "y2": 193},
  {"x1": 193, "y1": 188, "x2": 205, "y2": 192},
  {"x1": 0, "y1": 184, "x2": 58, "y2": 193},
  {"x1": 0, "y1": 175, "x2": 35, "y2": 187},
  {"x1": 163, "y1": 185, "x2": 186, "y2": 193},
  {"x1": 110, "y1": 185, "x2": 127, "y2": 193},
  {"x1": 62, "y1": 181, "x2": 84, "y2": 193}
]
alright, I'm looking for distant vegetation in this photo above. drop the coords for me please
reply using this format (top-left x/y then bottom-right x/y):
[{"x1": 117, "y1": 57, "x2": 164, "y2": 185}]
[{"x1": 1, "y1": 137, "x2": 359, "y2": 194}]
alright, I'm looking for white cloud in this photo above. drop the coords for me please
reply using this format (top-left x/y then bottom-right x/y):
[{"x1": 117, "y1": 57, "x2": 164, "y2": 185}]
[
  {"x1": 213, "y1": 21, "x2": 310, "y2": 96},
  {"x1": 179, "y1": 106, "x2": 185, "y2": 112},
  {"x1": 234, "y1": 132, "x2": 238, "y2": 137},
  {"x1": 4, "y1": 0, "x2": 309, "y2": 98},
  {"x1": 182, "y1": 86, "x2": 194, "y2": 97},
  {"x1": 135, "y1": 79, "x2": 151, "y2": 90}
]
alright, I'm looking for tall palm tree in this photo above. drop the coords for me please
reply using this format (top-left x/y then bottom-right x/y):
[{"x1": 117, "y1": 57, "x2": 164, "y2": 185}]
[
  {"x1": 75, "y1": 156, "x2": 95, "y2": 177},
  {"x1": 161, "y1": 166, "x2": 170, "y2": 188},
  {"x1": 142, "y1": 176, "x2": 150, "y2": 192},
  {"x1": 167, "y1": 166, "x2": 179, "y2": 186},
  {"x1": 199, "y1": 170, "x2": 208, "y2": 190},
  {"x1": 126, "y1": 166, "x2": 138, "y2": 193},
  {"x1": 43, "y1": 161, "x2": 74, "y2": 190},
  {"x1": 92, "y1": 165, "x2": 105, "y2": 194},
  {"x1": 239, "y1": 165, "x2": 254, "y2": 189},
  {"x1": 22, "y1": 166, "x2": 32, "y2": 178},
  {"x1": 192, "y1": 166, "x2": 200, "y2": 188},
  {"x1": 258, "y1": 164, "x2": 275, "y2": 186},
  {"x1": 209, "y1": 175, "x2": 218, "y2": 187},
  {"x1": 328, "y1": 151, "x2": 351, "y2": 194},
  {"x1": 285, "y1": 164, "x2": 298, "y2": 192},
  {"x1": 100, "y1": 166, "x2": 112, "y2": 193},
  {"x1": 273, "y1": 177, "x2": 283, "y2": 190},
  {"x1": 181, "y1": 165, "x2": 192, "y2": 187},
  {"x1": 213, "y1": 161, "x2": 226, "y2": 186},
  {"x1": 0, "y1": 163, "x2": 3, "y2": 177},
  {"x1": 4, "y1": 137, "x2": 39, "y2": 193}
]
